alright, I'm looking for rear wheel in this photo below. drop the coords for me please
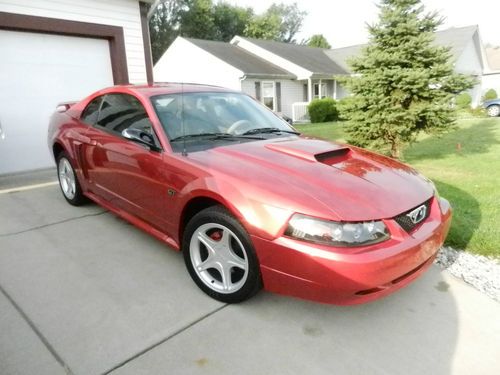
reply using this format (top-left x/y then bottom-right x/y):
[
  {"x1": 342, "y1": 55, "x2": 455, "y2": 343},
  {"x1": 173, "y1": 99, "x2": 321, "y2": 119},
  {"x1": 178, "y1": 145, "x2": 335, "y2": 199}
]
[
  {"x1": 57, "y1": 152, "x2": 87, "y2": 206},
  {"x1": 183, "y1": 206, "x2": 262, "y2": 303},
  {"x1": 487, "y1": 105, "x2": 500, "y2": 117}
]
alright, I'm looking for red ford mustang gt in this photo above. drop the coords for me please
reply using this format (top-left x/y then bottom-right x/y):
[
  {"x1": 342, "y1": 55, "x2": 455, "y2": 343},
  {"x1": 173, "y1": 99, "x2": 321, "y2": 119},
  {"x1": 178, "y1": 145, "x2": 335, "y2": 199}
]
[{"x1": 48, "y1": 84, "x2": 451, "y2": 305}]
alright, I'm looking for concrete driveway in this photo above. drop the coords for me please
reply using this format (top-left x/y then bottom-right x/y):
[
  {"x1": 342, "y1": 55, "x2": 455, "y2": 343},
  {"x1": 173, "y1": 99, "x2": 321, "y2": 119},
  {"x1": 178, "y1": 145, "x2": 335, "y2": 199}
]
[{"x1": 1, "y1": 172, "x2": 499, "y2": 375}]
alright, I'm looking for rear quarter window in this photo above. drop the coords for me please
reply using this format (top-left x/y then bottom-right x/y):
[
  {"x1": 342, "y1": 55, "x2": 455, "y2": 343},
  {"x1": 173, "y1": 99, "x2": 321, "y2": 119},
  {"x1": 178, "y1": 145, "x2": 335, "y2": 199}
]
[{"x1": 81, "y1": 97, "x2": 103, "y2": 125}]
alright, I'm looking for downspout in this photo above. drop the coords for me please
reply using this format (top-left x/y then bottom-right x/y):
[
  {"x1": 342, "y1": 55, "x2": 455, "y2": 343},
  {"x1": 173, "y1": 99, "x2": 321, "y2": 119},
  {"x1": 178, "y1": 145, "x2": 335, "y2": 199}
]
[{"x1": 239, "y1": 75, "x2": 247, "y2": 92}]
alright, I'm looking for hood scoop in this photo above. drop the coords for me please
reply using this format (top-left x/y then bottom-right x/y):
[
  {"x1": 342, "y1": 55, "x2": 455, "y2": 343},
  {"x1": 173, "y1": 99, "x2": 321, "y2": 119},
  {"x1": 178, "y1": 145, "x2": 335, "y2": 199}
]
[
  {"x1": 315, "y1": 148, "x2": 351, "y2": 165},
  {"x1": 265, "y1": 140, "x2": 351, "y2": 162}
]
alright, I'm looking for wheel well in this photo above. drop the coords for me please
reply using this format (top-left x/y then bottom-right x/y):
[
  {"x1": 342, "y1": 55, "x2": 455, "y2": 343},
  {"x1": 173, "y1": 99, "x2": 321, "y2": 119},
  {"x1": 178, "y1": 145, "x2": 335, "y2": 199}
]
[
  {"x1": 52, "y1": 143, "x2": 64, "y2": 160},
  {"x1": 180, "y1": 197, "x2": 223, "y2": 245}
]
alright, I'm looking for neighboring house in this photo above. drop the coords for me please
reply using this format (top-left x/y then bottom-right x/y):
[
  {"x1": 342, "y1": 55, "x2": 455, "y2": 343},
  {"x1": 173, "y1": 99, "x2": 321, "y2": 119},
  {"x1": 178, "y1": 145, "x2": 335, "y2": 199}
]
[
  {"x1": 155, "y1": 25, "x2": 489, "y2": 122},
  {"x1": 0, "y1": 0, "x2": 154, "y2": 175},
  {"x1": 154, "y1": 37, "x2": 295, "y2": 115},
  {"x1": 328, "y1": 25, "x2": 486, "y2": 106},
  {"x1": 154, "y1": 36, "x2": 347, "y2": 121}
]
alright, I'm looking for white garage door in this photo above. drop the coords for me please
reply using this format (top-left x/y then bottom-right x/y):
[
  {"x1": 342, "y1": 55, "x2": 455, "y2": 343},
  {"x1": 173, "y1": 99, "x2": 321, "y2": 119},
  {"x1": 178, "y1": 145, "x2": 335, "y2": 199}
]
[{"x1": 0, "y1": 30, "x2": 114, "y2": 175}]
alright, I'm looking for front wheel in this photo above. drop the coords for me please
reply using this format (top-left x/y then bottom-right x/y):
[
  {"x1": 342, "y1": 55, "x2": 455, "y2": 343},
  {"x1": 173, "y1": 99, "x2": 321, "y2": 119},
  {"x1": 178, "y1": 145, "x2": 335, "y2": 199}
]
[
  {"x1": 182, "y1": 206, "x2": 262, "y2": 303},
  {"x1": 487, "y1": 105, "x2": 500, "y2": 117},
  {"x1": 57, "y1": 152, "x2": 87, "y2": 206}
]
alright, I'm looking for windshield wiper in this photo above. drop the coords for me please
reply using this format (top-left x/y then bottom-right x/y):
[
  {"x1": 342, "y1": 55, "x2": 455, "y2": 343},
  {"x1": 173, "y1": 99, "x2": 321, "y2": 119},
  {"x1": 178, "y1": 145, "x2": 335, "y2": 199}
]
[
  {"x1": 170, "y1": 132, "x2": 263, "y2": 142},
  {"x1": 242, "y1": 127, "x2": 300, "y2": 136}
]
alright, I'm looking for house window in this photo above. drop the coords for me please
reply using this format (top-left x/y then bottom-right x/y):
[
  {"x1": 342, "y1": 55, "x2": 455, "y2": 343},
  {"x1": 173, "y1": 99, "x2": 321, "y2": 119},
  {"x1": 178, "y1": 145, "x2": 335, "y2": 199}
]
[
  {"x1": 262, "y1": 81, "x2": 275, "y2": 110},
  {"x1": 314, "y1": 83, "x2": 327, "y2": 99}
]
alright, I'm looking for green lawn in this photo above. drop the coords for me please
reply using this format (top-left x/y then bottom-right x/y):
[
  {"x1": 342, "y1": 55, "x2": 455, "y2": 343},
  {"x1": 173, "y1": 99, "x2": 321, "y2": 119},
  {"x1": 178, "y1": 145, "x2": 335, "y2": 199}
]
[{"x1": 295, "y1": 118, "x2": 500, "y2": 257}]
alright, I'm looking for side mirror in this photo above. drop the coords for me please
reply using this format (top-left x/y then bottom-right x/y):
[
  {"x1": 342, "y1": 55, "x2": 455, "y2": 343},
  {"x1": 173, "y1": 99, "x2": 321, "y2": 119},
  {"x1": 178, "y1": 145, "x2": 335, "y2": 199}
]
[{"x1": 122, "y1": 128, "x2": 161, "y2": 151}]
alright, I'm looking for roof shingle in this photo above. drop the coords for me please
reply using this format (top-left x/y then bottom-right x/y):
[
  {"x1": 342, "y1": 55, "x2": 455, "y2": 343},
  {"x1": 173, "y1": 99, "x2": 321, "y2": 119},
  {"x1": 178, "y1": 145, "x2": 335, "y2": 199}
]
[{"x1": 186, "y1": 38, "x2": 295, "y2": 78}]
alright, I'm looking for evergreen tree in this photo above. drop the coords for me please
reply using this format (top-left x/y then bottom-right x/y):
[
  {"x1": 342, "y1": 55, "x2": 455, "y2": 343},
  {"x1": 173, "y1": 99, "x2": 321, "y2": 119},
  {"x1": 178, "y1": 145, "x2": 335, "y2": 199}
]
[{"x1": 338, "y1": 0, "x2": 475, "y2": 158}]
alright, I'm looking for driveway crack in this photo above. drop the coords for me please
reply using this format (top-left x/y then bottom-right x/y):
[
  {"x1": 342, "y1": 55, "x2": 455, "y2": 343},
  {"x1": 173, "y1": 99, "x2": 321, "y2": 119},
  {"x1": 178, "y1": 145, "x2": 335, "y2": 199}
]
[
  {"x1": 102, "y1": 304, "x2": 229, "y2": 375},
  {"x1": 0, "y1": 211, "x2": 107, "y2": 238},
  {"x1": 0, "y1": 284, "x2": 74, "y2": 375}
]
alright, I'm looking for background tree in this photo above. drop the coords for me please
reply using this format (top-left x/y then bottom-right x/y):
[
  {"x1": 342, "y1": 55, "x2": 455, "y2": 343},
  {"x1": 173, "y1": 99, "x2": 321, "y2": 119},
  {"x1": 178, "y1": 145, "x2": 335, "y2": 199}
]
[
  {"x1": 213, "y1": 2, "x2": 253, "y2": 42},
  {"x1": 306, "y1": 34, "x2": 331, "y2": 49},
  {"x1": 243, "y1": 2, "x2": 306, "y2": 42},
  {"x1": 337, "y1": 0, "x2": 475, "y2": 158},
  {"x1": 149, "y1": 1, "x2": 307, "y2": 63},
  {"x1": 243, "y1": 13, "x2": 282, "y2": 40},
  {"x1": 149, "y1": 0, "x2": 188, "y2": 63},
  {"x1": 178, "y1": 0, "x2": 216, "y2": 40}
]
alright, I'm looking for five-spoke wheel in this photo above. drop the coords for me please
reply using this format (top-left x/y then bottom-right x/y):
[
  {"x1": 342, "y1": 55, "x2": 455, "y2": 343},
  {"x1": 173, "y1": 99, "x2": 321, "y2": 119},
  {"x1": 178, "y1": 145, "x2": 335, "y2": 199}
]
[
  {"x1": 183, "y1": 206, "x2": 261, "y2": 303},
  {"x1": 56, "y1": 152, "x2": 86, "y2": 206}
]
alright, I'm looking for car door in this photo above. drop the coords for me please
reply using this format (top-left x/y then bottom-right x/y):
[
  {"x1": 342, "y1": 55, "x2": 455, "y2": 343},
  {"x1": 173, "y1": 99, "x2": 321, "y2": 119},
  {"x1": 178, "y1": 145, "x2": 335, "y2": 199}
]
[{"x1": 82, "y1": 93, "x2": 170, "y2": 233}]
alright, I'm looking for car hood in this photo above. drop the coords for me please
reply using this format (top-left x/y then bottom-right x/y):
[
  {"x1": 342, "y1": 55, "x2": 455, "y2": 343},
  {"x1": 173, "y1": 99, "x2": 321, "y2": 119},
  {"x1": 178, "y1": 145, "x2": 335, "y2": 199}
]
[{"x1": 187, "y1": 137, "x2": 434, "y2": 221}]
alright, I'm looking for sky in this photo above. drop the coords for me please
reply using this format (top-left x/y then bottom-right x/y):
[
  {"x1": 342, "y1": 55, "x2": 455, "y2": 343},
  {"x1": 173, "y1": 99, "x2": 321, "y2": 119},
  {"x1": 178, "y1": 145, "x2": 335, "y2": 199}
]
[{"x1": 226, "y1": 0, "x2": 500, "y2": 48}]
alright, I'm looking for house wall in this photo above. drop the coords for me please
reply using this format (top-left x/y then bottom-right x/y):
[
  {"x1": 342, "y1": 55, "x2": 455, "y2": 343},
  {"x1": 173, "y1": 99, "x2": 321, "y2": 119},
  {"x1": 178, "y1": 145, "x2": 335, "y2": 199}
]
[
  {"x1": 482, "y1": 73, "x2": 500, "y2": 97},
  {"x1": 154, "y1": 37, "x2": 243, "y2": 90},
  {"x1": 455, "y1": 40, "x2": 484, "y2": 107},
  {"x1": 0, "y1": 0, "x2": 148, "y2": 83},
  {"x1": 242, "y1": 78, "x2": 304, "y2": 118}
]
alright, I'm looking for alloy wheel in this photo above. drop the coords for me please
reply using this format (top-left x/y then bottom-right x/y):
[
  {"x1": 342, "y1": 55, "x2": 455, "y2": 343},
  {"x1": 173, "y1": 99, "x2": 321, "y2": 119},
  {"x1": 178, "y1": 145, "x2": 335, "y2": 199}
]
[
  {"x1": 189, "y1": 223, "x2": 249, "y2": 294},
  {"x1": 58, "y1": 157, "x2": 76, "y2": 200}
]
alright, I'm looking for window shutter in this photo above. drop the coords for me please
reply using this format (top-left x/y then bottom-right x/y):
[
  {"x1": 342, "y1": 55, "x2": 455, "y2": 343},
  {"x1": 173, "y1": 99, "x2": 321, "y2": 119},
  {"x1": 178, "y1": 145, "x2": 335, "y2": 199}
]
[
  {"x1": 276, "y1": 82, "x2": 281, "y2": 112},
  {"x1": 303, "y1": 84, "x2": 308, "y2": 101},
  {"x1": 255, "y1": 81, "x2": 261, "y2": 101}
]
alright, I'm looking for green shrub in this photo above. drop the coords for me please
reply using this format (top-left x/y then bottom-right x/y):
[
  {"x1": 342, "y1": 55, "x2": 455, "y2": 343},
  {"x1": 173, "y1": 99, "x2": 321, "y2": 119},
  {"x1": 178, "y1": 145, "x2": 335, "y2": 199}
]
[
  {"x1": 483, "y1": 88, "x2": 498, "y2": 102},
  {"x1": 455, "y1": 92, "x2": 472, "y2": 109},
  {"x1": 308, "y1": 98, "x2": 338, "y2": 123}
]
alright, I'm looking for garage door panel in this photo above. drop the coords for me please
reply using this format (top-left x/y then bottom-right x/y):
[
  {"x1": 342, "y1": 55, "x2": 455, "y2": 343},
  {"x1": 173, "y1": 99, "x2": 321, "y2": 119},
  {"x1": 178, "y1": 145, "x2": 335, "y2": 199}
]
[{"x1": 0, "y1": 30, "x2": 114, "y2": 174}]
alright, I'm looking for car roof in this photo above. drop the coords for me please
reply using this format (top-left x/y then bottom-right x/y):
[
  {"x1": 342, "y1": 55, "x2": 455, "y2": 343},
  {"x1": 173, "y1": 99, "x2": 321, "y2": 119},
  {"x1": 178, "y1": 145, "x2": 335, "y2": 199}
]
[{"x1": 108, "y1": 83, "x2": 238, "y2": 98}]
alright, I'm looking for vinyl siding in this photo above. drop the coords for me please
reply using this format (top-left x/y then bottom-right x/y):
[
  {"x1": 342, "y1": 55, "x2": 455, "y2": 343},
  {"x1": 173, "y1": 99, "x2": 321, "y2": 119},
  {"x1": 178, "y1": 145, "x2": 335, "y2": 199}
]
[
  {"x1": 0, "y1": 0, "x2": 148, "y2": 83},
  {"x1": 242, "y1": 78, "x2": 304, "y2": 118},
  {"x1": 153, "y1": 37, "x2": 243, "y2": 90}
]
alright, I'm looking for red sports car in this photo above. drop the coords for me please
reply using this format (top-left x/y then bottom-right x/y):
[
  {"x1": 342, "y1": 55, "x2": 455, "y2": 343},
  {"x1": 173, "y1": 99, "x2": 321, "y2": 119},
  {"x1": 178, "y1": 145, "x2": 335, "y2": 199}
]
[{"x1": 48, "y1": 84, "x2": 452, "y2": 305}]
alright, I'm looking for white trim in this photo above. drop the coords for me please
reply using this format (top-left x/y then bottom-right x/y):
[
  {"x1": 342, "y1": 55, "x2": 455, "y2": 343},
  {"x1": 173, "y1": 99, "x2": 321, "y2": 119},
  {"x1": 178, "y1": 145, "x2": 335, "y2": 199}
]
[
  {"x1": 231, "y1": 36, "x2": 311, "y2": 80},
  {"x1": 313, "y1": 81, "x2": 327, "y2": 99},
  {"x1": 261, "y1": 81, "x2": 276, "y2": 111}
]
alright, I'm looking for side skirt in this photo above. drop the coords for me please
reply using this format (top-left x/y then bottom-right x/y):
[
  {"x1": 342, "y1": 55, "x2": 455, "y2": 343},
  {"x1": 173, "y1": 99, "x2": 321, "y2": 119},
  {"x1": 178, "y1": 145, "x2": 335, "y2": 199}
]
[{"x1": 84, "y1": 191, "x2": 180, "y2": 251}]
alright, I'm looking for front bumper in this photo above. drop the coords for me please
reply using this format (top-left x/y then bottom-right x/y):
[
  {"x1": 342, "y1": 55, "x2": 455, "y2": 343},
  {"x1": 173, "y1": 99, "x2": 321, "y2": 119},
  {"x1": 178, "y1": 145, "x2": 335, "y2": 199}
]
[{"x1": 252, "y1": 197, "x2": 452, "y2": 305}]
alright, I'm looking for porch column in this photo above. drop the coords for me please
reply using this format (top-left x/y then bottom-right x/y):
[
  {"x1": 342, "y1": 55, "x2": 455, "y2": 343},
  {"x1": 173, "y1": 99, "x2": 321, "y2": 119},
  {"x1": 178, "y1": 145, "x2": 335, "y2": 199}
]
[
  {"x1": 333, "y1": 80, "x2": 337, "y2": 100},
  {"x1": 308, "y1": 77, "x2": 313, "y2": 102}
]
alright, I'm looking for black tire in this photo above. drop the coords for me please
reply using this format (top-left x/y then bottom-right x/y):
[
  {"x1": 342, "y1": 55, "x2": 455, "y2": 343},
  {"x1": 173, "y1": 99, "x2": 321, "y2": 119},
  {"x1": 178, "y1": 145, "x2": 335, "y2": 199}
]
[
  {"x1": 487, "y1": 105, "x2": 500, "y2": 117},
  {"x1": 182, "y1": 205, "x2": 262, "y2": 303},
  {"x1": 56, "y1": 151, "x2": 87, "y2": 206}
]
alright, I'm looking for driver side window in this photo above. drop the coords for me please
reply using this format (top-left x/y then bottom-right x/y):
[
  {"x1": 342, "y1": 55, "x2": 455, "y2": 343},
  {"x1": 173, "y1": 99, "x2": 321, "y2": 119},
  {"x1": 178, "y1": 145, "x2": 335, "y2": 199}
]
[{"x1": 96, "y1": 94, "x2": 154, "y2": 137}]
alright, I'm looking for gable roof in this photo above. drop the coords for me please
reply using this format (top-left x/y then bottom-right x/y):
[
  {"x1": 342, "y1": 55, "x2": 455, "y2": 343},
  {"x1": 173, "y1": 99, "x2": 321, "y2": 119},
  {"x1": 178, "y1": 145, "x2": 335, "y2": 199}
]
[
  {"x1": 234, "y1": 37, "x2": 348, "y2": 76},
  {"x1": 185, "y1": 38, "x2": 295, "y2": 79},
  {"x1": 327, "y1": 25, "x2": 480, "y2": 73}
]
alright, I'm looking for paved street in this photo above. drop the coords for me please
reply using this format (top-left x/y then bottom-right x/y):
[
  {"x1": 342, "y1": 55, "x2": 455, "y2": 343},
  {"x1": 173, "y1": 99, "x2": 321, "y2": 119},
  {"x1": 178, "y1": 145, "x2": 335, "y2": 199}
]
[{"x1": 1, "y1": 172, "x2": 499, "y2": 375}]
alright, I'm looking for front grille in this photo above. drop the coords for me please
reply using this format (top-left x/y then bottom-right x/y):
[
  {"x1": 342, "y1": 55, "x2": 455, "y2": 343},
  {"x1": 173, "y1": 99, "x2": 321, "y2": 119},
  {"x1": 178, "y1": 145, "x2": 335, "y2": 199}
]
[{"x1": 394, "y1": 199, "x2": 432, "y2": 233}]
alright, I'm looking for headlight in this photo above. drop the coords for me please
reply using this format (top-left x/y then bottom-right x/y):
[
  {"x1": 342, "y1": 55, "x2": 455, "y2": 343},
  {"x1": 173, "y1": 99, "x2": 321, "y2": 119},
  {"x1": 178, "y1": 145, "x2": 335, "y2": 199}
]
[{"x1": 285, "y1": 214, "x2": 390, "y2": 247}]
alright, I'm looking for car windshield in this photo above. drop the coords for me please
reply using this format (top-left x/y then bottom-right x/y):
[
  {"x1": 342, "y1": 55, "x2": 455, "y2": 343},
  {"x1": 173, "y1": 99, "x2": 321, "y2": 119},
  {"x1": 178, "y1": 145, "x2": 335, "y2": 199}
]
[{"x1": 150, "y1": 91, "x2": 297, "y2": 152}]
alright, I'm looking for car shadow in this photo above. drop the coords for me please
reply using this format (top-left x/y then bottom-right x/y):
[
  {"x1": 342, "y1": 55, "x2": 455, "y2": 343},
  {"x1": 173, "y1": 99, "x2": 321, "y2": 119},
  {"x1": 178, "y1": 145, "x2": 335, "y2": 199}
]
[
  {"x1": 404, "y1": 118, "x2": 500, "y2": 162},
  {"x1": 433, "y1": 179, "x2": 481, "y2": 251}
]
